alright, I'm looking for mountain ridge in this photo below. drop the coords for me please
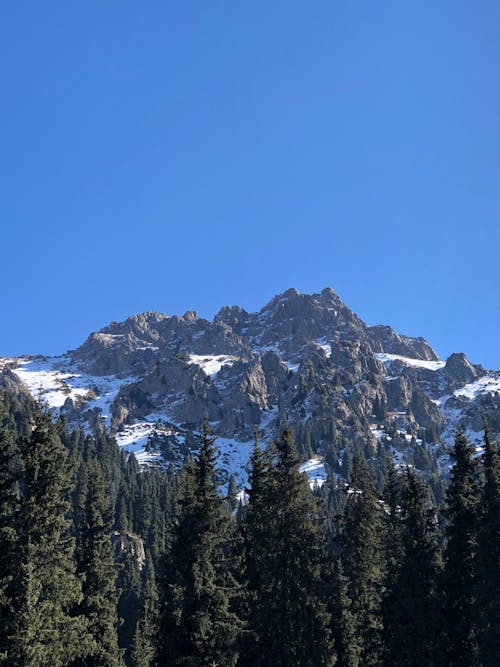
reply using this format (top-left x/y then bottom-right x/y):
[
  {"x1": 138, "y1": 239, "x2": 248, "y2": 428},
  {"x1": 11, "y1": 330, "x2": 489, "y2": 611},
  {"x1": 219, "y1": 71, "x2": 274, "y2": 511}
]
[{"x1": 1, "y1": 287, "x2": 499, "y2": 489}]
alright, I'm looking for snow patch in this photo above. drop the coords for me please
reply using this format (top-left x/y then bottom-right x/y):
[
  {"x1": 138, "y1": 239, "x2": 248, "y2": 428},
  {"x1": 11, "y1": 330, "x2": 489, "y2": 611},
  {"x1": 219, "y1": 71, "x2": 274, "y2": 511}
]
[
  {"x1": 300, "y1": 458, "x2": 327, "y2": 488},
  {"x1": 13, "y1": 358, "x2": 90, "y2": 408},
  {"x1": 187, "y1": 354, "x2": 237, "y2": 378},
  {"x1": 316, "y1": 338, "x2": 332, "y2": 358},
  {"x1": 6, "y1": 356, "x2": 137, "y2": 429},
  {"x1": 214, "y1": 436, "x2": 254, "y2": 490},
  {"x1": 453, "y1": 375, "x2": 500, "y2": 400},
  {"x1": 285, "y1": 361, "x2": 300, "y2": 372},
  {"x1": 375, "y1": 353, "x2": 445, "y2": 371},
  {"x1": 114, "y1": 418, "x2": 180, "y2": 466}
]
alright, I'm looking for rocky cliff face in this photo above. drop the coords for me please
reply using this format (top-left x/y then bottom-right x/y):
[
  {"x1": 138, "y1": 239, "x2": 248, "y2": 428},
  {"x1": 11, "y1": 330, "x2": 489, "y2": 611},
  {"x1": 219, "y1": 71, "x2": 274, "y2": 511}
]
[{"x1": 1, "y1": 288, "x2": 499, "y2": 486}]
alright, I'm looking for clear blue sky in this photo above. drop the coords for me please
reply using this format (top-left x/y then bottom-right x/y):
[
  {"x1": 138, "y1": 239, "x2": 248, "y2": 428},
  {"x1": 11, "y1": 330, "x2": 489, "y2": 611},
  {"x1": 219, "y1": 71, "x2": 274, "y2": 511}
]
[{"x1": 1, "y1": 2, "x2": 499, "y2": 368}]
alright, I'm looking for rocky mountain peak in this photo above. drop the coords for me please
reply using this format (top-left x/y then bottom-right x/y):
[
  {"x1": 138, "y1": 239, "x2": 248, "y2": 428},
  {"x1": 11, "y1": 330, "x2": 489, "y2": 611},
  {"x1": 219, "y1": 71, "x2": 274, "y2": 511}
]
[
  {"x1": 182, "y1": 310, "x2": 199, "y2": 322},
  {"x1": 214, "y1": 305, "x2": 250, "y2": 332},
  {"x1": 444, "y1": 352, "x2": 483, "y2": 384},
  {"x1": 368, "y1": 325, "x2": 439, "y2": 360},
  {"x1": 3, "y1": 287, "x2": 500, "y2": 488}
]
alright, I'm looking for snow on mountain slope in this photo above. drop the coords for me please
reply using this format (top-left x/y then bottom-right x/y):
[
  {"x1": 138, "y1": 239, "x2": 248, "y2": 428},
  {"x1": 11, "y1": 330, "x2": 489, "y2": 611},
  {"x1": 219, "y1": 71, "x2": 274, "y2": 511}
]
[
  {"x1": 453, "y1": 374, "x2": 500, "y2": 400},
  {"x1": 2, "y1": 288, "x2": 500, "y2": 489},
  {"x1": 0, "y1": 356, "x2": 137, "y2": 428},
  {"x1": 299, "y1": 458, "x2": 327, "y2": 488},
  {"x1": 316, "y1": 338, "x2": 332, "y2": 358},
  {"x1": 375, "y1": 353, "x2": 446, "y2": 371},
  {"x1": 7, "y1": 357, "x2": 89, "y2": 408},
  {"x1": 115, "y1": 422, "x2": 165, "y2": 466},
  {"x1": 115, "y1": 418, "x2": 255, "y2": 490},
  {"x1": 187, "y1": 354, "x2": 237, "y2": 377}
]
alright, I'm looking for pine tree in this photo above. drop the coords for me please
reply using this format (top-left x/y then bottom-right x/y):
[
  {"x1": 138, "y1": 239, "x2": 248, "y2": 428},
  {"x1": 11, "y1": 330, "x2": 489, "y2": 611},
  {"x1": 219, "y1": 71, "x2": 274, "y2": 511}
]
[
  {"x1": 12, "y1": 409, "x2": 92, "y2": 666},
  {"x1": 0, "y1": 417, "x2": 20, "y2": 664},
  {"x1": 242, "y1": 424, "x2": 335, "y2": 666},
  {"x1": 476, "y1": 427, "x2": 500, "y2": 665},
  {"x1": 340, "y1": 455, "x2": 383, "y2": 667},
  {"x1": 117, "y1": 546, "x2": 142, "y2": 663},
  {"x1": 384, "y1": 469, "x2": 441, "y2": 666},
  {"x1": 158, "y1": 423, "x2": 241, "y2": 666},
  {"x1": 227, "y1": 473, "x2": 239, "y2": 512},
  {"x1": 240, "y1": 433, "x2": 275, "y2": 664},
  {"x1": 131, "y1": 552, "x2": 160, "y2": 667},
  {"x1": 380, "y1": 461, "x2": 404, "y2": 663},
  {"x1": 330, "y1": 559, "x2": 360, "y2": 667},
  {"x1": 441, "y1": 430, "x2": 480, "y2": 666},
  {"x1": 75, "y1": 462, "x2": 122, "y2": 666}
]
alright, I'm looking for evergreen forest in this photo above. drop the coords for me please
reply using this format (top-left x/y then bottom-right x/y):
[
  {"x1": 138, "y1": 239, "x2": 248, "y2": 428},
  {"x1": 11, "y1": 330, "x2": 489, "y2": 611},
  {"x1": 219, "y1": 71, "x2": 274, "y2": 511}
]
[{"x1": 0, "y1": 386, "x2": 499, "y2": 666}]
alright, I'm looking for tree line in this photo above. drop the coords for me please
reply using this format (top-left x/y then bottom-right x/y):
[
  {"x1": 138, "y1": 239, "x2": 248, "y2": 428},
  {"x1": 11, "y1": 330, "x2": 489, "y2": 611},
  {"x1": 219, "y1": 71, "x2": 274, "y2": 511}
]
[{"x1": 0, "y1": 388, "x2": 499, "y2": 666}]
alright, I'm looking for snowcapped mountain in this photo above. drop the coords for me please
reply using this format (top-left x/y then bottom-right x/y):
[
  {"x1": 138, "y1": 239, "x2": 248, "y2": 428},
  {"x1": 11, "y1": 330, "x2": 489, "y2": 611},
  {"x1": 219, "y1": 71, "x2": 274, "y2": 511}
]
[{"x1": 1, "y1": 287, "x2": 499, "y2": 487}]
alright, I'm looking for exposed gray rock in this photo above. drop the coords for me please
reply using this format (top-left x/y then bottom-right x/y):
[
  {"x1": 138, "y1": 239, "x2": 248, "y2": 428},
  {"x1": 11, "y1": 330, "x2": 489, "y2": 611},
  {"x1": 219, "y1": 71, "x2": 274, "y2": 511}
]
[
  {"x1": 4, "y1": 287, "x2": 500, "y2": 481},
  {"x1": 443, "y1": 352, "x2": 483, "y2": 388}
]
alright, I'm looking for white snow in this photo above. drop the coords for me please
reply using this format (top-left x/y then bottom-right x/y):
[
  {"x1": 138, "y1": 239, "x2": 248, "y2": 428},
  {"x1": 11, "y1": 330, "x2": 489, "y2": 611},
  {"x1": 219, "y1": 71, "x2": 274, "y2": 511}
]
[
  {"x1": 5, "y1": 356, "x2": 137, "y2": 428},
  {"x1": 285, "y1": 361, "x2": 300, "y2": 372},
  {"x1": 114, "y1": 421, "x2": 167, "y2": 465},
  {"x1": 12, "y1": 358, "x2": 90, "y2": 408},
  {"x1": 114, "y1": 416, "x2": 183, "y2": 466},
  {"x1": 235, "y1": 489, "x2": 249, "y2": 505},
  {"x1": 316, "y1": 338, "x2": 332, "y2": 358},
  {"x1": 453, "y1": 375, "x2": 500, "y2": 400},
  {"x1": 187, "y1": 354, "x2": 237, "y2": 378},
  {"x1": 370, "y1": 424, "x2": 388, "y2": 442},
  {"x1": 214, "y1": 436, "x2": 254, "y2": 489},
  {"x1": 259, "y1": 407, "x2": 279, "y2": 434},
  {"x1": 300, "y1": 457, "x2": 327, "y2": 488},
  {"x1": 375, "y1": 353, "x2": 445, "y2": 371},
  {"x1": 85, "y1": 376, "x2": 134, "y2": 429}
]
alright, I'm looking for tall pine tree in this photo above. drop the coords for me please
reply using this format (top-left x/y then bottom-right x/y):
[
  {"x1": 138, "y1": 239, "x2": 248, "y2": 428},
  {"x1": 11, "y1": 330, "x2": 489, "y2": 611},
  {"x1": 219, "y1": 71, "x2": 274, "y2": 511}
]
[
  {"x1": 383, "y1": 468, "x2": 441, "y2": 666},
  {"x1": 441, "y1": 430, "x2": 480, "y2": 666},
  {"x1": 131, "y1": 552, "x2": 160, "y2": 667},
  {"x1": 12, "y1": 409, "x2": 92, "y2": 666},
  {"x1": 476, "y1": 427, "x2": 500, "y2": 665},
  {"x1": 158, "y1": 423, "x2": 241, "y2": 666},
  {"x1": 0, "y1": 412, "x2": 21, "y2": 664},
  {"x1": 329, "y1": 559, "x2": 360, "y2": 667},
  {"x1": 242, "y1": 424, "x2": 335, "y2": 666},
  {"x1": 75, "y1": 462, "x2": 122, "y2": 666},
  {"x1": 340, "y1": 455, "x2": 383, "y2": 667}
]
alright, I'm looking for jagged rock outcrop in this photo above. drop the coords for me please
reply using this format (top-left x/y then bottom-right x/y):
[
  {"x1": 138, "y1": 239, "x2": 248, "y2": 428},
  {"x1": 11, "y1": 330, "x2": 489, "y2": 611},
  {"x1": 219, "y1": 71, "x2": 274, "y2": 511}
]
[
  {"x1": 112, "y1": 532, "x2": 146, "y2": 569},
  {"x1": 443, "y1": 352, "x2": 483, "y2": 389},
  {"x1": 3, "y1": 287, "x2": 500, "y2": 482}
]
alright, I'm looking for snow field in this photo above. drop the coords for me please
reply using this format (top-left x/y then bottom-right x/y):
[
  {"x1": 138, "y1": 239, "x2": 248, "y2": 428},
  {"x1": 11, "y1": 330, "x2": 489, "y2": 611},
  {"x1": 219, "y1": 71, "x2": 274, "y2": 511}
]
[
  {"x1": 187, "y1": 354, "x2": 237, "y2": 377},
  {"x1": 6, "y1": 356, "x2": 138, "y2": 429},
  {"x1": 453, "y1": 375, "x2": 500, "y2": 400},
  {"x1": 299, "y1": 458, "x2": 328, "y2": 488},
  {"x1": 375, "y1": 353, "x2": 445, "y2": 371}
]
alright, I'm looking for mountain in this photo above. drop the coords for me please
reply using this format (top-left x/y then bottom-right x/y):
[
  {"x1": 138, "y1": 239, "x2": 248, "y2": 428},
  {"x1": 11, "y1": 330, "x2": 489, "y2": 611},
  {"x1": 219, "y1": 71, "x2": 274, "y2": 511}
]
[{"x1": 1, "y1": 287, "x2": 499, "y2": 488}]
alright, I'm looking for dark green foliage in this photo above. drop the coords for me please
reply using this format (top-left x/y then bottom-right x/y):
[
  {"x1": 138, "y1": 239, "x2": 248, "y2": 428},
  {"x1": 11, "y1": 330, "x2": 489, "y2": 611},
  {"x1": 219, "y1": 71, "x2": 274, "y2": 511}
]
[
  {"x1": 340, "y1": 455, "x2": 383, "y2": 667},
  {"x1": 2, "y1": 382, "x2": 500, "y2": 666},
  {"x1": 158, "y1": 424, "x2": 241, "y2": 666},
  {"x1": 75, "y1": 463, "x2": 122, "y2": 666},
  {"x1": 131, "y1": 553, "x2": 160, "y2": 667},
  {"x1": 380, "y1": 461, "x2": 404, "y2": 661},
  {"x1": 329, "y1": 560, "x2": 360, "y2": 667},
  {"x1": 476, "y1": 427, "x2": 500, "y2": 665},
  {"x1": 383, "y1": 469, "x2": 441, "y2": 666},
  {"x1": 13, "y1": 410, "x2": 92, "y2": 666},
  {"x1": 242, "y1": 424, "x2": 335, "y2": 667},
  {"x1": 373, "y1": 394, "x2": 387, "y2": 421},
  {"x1": 442, "y1": 430, "x2": 480, "y2": 666},
  {"x1": 117, "y1": 548, "x2": 142, "y2": 663},
  {"x1": 227, "y1": 473, "x2": 239, "y2": 512},
  {"x1": 0, "y1": 402, "x2": 21, "y2": 664}
]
